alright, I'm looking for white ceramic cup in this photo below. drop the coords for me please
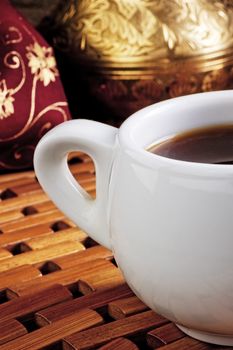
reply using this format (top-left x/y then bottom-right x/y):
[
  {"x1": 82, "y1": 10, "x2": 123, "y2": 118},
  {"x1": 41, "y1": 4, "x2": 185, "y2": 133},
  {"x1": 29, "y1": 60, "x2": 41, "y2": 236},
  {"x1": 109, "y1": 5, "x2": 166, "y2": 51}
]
[{"x1": 34, "y1": 91, "x2": 233, "y2": 346}]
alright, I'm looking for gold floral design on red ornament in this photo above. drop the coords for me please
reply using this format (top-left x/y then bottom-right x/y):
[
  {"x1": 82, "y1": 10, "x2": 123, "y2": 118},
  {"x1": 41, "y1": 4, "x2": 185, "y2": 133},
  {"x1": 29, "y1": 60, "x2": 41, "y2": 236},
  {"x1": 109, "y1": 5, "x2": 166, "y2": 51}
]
[
  {"x1": 0, "y1": 38, "x2": 69, "y2": 142},
  {"x1": 0, "y1": 79, "x2": 15, "y2": 120},
  {"x1": 26, "y1": 42, "x2": 58, "y2": 87}
]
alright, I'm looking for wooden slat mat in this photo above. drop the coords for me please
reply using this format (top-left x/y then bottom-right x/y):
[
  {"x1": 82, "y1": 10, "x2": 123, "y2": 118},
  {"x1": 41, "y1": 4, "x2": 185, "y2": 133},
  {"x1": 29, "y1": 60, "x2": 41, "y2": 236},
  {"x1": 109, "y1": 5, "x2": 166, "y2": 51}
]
[{"x1": 0, "y1": 153, "x2": 229, "y2": 350}]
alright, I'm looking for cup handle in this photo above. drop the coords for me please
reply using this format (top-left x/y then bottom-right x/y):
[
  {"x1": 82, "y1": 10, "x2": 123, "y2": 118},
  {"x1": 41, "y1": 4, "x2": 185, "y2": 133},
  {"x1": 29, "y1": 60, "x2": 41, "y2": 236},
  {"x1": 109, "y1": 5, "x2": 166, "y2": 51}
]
[{"x1": 34, "y1": 119, "x2": 118, "y2": 249}]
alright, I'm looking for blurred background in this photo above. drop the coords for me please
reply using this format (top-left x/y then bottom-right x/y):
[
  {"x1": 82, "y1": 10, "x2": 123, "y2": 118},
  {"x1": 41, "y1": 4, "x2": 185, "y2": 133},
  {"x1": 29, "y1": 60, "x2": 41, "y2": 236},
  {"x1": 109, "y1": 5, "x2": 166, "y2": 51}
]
[{"x1": 12, "y1": 0, "x2": 59, "y2": 26}]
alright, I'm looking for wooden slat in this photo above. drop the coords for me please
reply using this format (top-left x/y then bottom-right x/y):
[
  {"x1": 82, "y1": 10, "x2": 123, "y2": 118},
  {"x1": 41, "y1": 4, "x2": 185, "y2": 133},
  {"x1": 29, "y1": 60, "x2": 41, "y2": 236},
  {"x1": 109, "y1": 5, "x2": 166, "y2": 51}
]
[
  {"x1": 48, "y1": 245, "x2": 113, "y2": 270},
  {"x1": 7, "y1": 259, "x2": 117, "y2": 298},
  {"x1": 0, "y1": 241, "x2": 85, "y2": 273},
  {"x1": 0, "y1": 248, "x2": 12, "y2": 260},
  {"x1": 0, "y1": 265, "x2": 41, "y2": 292},
  {"x1": 7, "y1": 178, "x2": 95, "y2": 197},
  {"x1": 0, "y1": 176, "x2": 94, "y2": 222},
  {"x1": 0, "y1": 284, "x2": 72, "y2": 321},
  {"x1": 0, "y1": 309, "x2": 103, "y2": 350},
  {"x1": 0, "y1": 319, "x2": 27, "y2": 345},
  {"x1": 147, "y1": 323, "x2": 185, "y2": 348},
  {"x1": 0, "y1": 154, "x2": 91, "y2": 184},
  {"x1": 72, "y1": 172, "x2": 95, "y2": 183},
  {"x1": 69, "y1": 161, "x2": 95, "y2": 175},
  {"x1": 0, "y1": 209, "x2": 24, "y2": 225},
  {"x1": 80, "y1": 180, "x2": 96, "y2": 192},
  {"x1": 78, "y1": 267, "x2": 124, "y2": 295},
  {"x1": 0, "y1": 209, "x2": 69, "y2": 232},
  {"x1": 0, "y1": 224, "x2": 53, "y2": 247},
  {"x1": 30, "y1": 200, "x2": 56, "y2": 213},
  {"x1": 97, "y1": 338, "x2": 139, "y2": 350},
  {"x1": 160, "y1": 337, "x2": 213, "y2": 349},
  {"x1": 20, "y1": 227, "x2": 87, "y2": 251},
  {"x1": 0, "y1": 177, "x2": 36, "y2": 192},
  {"x1": 108, "y1": 296, "x2": 148, "y2": 319},
  {"x1": 0, "y1": 203, "x2": 57, "y2": 224},
  {"x1": 63, "y1": 310, "x2": 168, "y2": 350},
  {"x1": 0, "y1": 171, "x2": 35, "y2": 183},
  {"x1": 8, "y1": 182, "x2": 41, "y2": 196},
  {"x1": 0, "y1": 192, "x2": 48, "y2": 214},
  {"x1": 68, "y1": 151, "x2": 89, "y2": 160},
  {"x1": 68, "y1": 152, "x2": 92, "y2": 163},
  {"x1": 0, "y1": 202, "x2": 57, "y2": 226},
  {"x1": 88, "y1": 189, "x2": 96, "y2": 198},
  {"x1": 35, "y1": 284, "x2": 132, "y2": 326}
]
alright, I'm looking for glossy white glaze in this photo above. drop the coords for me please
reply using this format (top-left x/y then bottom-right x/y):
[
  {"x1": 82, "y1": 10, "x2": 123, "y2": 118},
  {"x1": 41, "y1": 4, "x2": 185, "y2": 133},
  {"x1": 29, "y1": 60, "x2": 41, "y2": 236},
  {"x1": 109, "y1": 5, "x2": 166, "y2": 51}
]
[{"x1": 34, "y1": 91, "x2": 233, "y2": 345}]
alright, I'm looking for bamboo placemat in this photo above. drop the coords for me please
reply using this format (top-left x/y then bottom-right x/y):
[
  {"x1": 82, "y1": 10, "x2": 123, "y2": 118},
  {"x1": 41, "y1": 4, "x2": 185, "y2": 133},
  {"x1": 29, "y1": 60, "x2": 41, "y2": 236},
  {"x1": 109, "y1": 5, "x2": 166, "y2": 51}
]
[{"x1": 0, "y1": 153, "x2": 230, "y2": 350}]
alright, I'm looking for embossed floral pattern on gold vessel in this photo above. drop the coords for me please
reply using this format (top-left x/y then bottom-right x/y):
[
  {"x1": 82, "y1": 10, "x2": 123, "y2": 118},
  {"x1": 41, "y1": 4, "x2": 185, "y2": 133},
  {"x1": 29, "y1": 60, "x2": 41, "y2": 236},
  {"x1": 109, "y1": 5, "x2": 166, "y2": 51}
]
[{"x1": 51, "y1": 0, "x2": 233, "y2": 119}]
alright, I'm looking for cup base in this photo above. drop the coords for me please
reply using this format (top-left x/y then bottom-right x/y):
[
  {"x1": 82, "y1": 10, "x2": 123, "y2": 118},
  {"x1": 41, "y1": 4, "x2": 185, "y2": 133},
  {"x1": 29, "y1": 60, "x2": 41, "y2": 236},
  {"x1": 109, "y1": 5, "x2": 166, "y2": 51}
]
[{"x1": 176, "y1": 324, "x2": 233, "y2": 346}]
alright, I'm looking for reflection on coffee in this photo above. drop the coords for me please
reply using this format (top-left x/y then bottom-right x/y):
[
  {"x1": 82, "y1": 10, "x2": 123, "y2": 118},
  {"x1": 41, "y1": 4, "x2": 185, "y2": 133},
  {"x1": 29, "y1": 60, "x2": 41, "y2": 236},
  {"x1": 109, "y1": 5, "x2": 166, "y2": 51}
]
[{"x1": 147, "y1": 124, "x2": 233, "y2": 164}]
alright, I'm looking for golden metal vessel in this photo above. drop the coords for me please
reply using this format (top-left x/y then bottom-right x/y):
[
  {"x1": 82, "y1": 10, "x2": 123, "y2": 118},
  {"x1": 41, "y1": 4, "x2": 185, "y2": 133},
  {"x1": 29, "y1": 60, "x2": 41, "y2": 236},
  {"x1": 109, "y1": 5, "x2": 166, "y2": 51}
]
[{"x1": 51, "y1": 0, "x2": 233, "y2": 119}]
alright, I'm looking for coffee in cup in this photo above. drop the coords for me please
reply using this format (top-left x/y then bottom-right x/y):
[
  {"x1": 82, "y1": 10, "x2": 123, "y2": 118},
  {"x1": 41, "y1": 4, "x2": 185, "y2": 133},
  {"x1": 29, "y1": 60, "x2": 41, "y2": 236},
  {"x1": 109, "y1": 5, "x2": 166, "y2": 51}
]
[{"x1": 147, "y1": 124, "x2": 233, "y2": 164}]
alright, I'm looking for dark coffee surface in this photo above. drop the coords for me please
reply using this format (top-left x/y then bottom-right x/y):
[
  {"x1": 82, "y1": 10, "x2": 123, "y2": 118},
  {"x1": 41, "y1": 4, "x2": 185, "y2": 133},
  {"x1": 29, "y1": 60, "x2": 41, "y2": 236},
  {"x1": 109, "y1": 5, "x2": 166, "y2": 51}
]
[{"x1": 147, "y1": 124, "x2": 233, "y2": 164}]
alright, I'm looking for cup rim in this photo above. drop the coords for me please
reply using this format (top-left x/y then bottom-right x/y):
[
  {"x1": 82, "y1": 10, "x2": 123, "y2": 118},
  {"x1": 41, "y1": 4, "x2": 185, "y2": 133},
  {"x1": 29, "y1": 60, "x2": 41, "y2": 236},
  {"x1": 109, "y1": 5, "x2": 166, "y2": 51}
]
[{"x1": 118, "y1": 90, "x2": 233, "y2": 175}]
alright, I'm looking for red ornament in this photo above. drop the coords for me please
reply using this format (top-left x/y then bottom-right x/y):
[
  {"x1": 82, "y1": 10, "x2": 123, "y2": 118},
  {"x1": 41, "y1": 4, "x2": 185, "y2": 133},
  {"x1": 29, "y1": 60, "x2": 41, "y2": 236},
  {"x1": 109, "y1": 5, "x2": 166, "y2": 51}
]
[{"x1": 0, "y1": 0, "x2": 71, "y2": 170}]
